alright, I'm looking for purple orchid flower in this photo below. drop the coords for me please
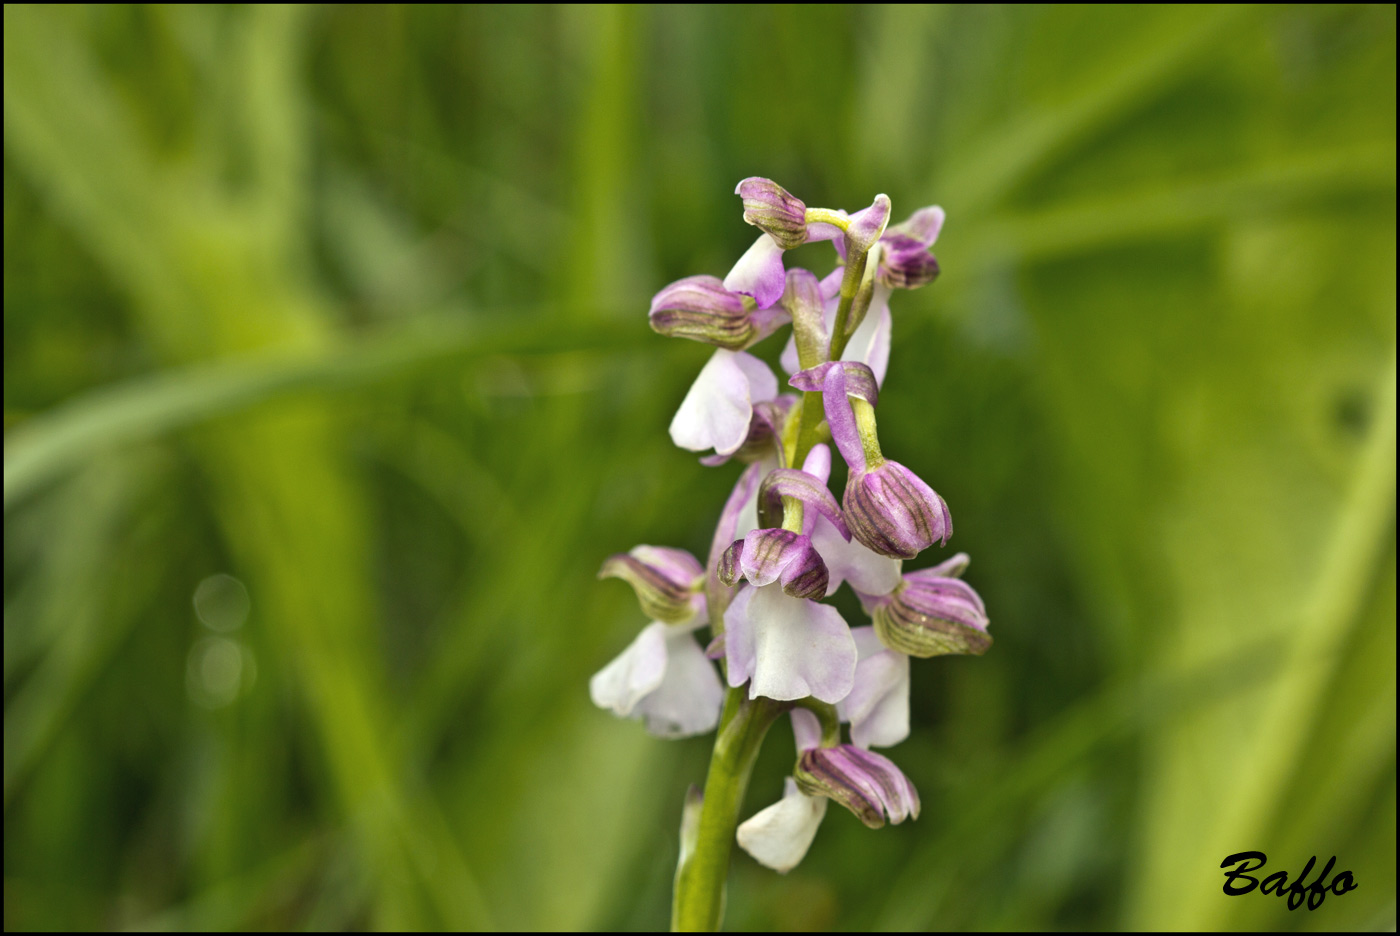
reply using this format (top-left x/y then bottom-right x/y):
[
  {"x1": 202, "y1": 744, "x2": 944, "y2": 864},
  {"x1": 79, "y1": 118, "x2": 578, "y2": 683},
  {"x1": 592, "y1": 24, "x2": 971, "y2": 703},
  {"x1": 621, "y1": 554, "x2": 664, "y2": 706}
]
[
  {"x1": 792, "y1": 361, "x2": 951, "y2": 559},
  {"x1": 591, "y1": 544, "x2": 724, "y2": 737},
  {"x1": 859, "y1": 552, "x2": 992, "y2": 657},
  {"x1": 833, "y1": 203, "x2": 944, "y2": 290},
  {"x1": 794, "y1": 742, "x2": 921, "y2": 829}
]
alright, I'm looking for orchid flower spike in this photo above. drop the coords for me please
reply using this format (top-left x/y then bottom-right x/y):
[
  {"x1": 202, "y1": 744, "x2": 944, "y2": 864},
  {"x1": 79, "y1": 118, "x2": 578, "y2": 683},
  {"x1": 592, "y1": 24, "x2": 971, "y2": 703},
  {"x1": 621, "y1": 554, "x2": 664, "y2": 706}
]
[{"x1": 791, "y1": 361, "x2": 951, "y2": 559}]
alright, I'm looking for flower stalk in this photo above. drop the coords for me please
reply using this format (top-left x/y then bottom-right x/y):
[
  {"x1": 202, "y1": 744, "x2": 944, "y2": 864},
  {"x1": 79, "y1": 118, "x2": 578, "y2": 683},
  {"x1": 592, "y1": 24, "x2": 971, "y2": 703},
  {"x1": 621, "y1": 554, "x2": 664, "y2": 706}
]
[{"x1": 590, "y1": 178, "x2": 984, "y2": 932}]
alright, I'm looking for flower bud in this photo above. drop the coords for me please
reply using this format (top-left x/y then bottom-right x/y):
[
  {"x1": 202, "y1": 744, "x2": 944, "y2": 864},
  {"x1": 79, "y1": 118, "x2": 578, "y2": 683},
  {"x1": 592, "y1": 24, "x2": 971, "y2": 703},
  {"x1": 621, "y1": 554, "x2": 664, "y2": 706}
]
[
  {"x1": 720, "y1": 529, "x2": 828, "y2": 599},
  {"x1": 794, "y1": 744, "x2": 920, "y2": 829},
  {"x1": 736, "y1": 177, "x2": 808, "y2": 250},
  {"x1": 649, "y1": 275, "x2": 767, "y2": 350},
  {"x1": 599, "y1": 545, "x2": 706, "y2": 623},
  {"x1": 844, "y1": 461, "x2": 952, "y2": 560},
  {"x1": 867, "y1": 568, "x2": 990, "y2": 657}
]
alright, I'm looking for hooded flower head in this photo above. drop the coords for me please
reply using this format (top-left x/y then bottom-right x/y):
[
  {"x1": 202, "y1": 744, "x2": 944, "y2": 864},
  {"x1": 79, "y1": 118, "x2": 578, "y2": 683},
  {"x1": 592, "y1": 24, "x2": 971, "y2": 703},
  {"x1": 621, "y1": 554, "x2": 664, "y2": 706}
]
[
  {"x1": 598, "y1": 545, "x2": 705, "y2": 623},
  {"x1": 860, "y1": 553, "x2": 991, "y2": 657},
  {"x1": 794, "y1": 743, "x2": 920, "y2": 829}
]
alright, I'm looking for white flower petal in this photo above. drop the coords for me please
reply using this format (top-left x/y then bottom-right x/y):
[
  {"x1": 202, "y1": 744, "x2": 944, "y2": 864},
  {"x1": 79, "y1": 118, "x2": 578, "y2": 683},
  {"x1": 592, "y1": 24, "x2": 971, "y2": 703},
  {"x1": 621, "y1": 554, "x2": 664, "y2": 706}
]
[
  {"x1": 745, "y1": 584, "x2": 856, "y2": 703},
  {"x1": 841, "y1": 286, "x2": 891, "y2": 386},
  {"x1": 589, "y1": 622, "x2": 668, "y2": 717},
  {"x1": 638, "y1": 629, "x2": 725, "y2": 738},
  {"x1": 723, "y1": 234, "x2": 787, "y2": 309},
  {"x1": 669, "y1": 349, "x2": 756, "y2": 455},
  {"x1": 732, "y1": 351, "x2": 779, "y2": 403},
  {"x1": 736, "y1": 777, "x2": 828, "y2": 873},
  {"x1": 838, "y1": 628, "x2": 910, "y2": 749},
  {"x1": 811, "y1": 513, "x2": 902, "y2": 597}
]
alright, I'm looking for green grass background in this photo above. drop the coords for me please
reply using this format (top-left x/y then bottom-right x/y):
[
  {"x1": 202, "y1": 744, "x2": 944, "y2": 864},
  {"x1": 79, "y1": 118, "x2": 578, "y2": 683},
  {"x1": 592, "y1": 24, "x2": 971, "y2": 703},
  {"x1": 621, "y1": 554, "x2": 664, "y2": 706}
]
[{"x1": 4, "y1": 4, "x2": 1394, "y2": 930}]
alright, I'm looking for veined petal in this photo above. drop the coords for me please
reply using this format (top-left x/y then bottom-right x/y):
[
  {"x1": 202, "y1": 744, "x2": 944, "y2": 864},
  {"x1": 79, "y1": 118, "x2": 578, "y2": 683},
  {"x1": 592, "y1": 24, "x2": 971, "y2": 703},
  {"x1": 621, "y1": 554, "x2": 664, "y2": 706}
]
[
  {"x1": 736, "y1": 777, "x2": 828, "y2": 873},
  {"x1": 724, "y1": 234, "x2": 787, "y2": 309},
  {"x1": 726, "y1": 583, "x2": 856, "y2": 703},
  {"x1": 670, "y1": 350, "x2": 775, "y2": 455},
  {"x1": 599, "y1": 545, "x2": 706, "y2": 624},
  {"x1": 838, "y1": 627, "x2": 910, "y2": 749},
  {"x1": 589, "y1": 622, "x2": 668, "y2": 717},
  {"x1": 733, "y1": 528, "x2": 829, "y2": 598},
  {"x1": 795, "y1": 744, "x2": 921, "y2": 828},
  {"x1": 736, "y1": 178, "x2": 808, "y2": 250},
  {"x1": 757, "y1": 469, "x2": 848, "y2": 541},
  {"x1": 637, "y1": 629, "x2": 725, "y2": 738}
]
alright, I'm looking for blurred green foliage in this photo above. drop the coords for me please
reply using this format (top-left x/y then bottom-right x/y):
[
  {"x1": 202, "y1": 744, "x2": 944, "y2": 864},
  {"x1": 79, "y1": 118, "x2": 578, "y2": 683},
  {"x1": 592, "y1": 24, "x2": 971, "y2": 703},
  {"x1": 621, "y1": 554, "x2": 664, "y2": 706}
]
[{"x1": 3, "y1": 4, "x2": 1394, "y2": 930}]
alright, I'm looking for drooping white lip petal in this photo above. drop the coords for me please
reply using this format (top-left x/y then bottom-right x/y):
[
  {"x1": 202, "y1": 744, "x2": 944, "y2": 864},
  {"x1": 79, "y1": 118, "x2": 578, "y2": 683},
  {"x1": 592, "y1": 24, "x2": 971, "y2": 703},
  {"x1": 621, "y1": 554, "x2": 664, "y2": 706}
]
[
  {"x1": 841, "y1": 286, "x2": 891, "y2": 386},
  {"x1": 738, "y1": 584, "x2": 856, "y2": 703},
  {"x1": 723, "y1": 234, "x2": 788, "y2": 309},
  {"x1": 839, "y1": 627, "x2": 910, "y2": 749},
  {"x1": 810, "y1": 513, "x2": 903, "y2": 597},
  {"x1": 669, "y1": 349, "x2": 775, "y2": 455},
  {"x1": 637, "y1": 629, "x2": 725, "y2": 738},
  {"x1": 589, "y1": 622, "x2": 668, "y2": 717},
  {"x1": 736, "y1": 777, "x2": 828, "y2": 873}
]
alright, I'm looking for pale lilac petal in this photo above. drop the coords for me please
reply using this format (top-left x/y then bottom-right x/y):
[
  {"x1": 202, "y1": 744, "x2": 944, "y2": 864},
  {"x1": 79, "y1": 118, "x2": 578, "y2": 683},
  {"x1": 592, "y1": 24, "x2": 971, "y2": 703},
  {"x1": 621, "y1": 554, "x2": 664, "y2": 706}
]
[
  {"x1": 804, "y1": 220, "x2": 846, "y2": 243},
  {"x1": 898, "y1": 205, "x2": 945, "y2": 245},
  {"x1": 732, "y1": 351, "x2": 779, "y2": 404},
  {"x1": 801, "y1": 444, "x2": 831, "y2": 486},
  {"x1": 779, "y1": 333, "x2": 801, "y2": 376},
  {"x1": 740, "y1": 584, "x2": 856, "y2": 703},
  {"x1": 669, "y1": 350, "x2": 766, "y2": 455},
  {"x1": 790, "y1": 708, "x2": 822, "y2": 752},
  {"x1": 841, "y1": 287, "x2": 891, "y2": 387},
  {"x1": 589, "y1": 622, "x2": 668, "y2": 717},
  {"x1": 736, "y1": 777, "x2": 828, "y2": 873},
  {"x1": 819, "y1": 268, "x2": 844, "y2": 301},
  {"x1": 810, "y1": 513, "x2": 902, "y2": 597},
  {"x1": 723, "y1": 584, "x2": 760, "y2": 688},
  {"x1": 838, "y1": 626, "x2": 910, "y2": 749},
  {"x1": 724, "y1": 234, "x2": 787, "y2": 309},
  {"x1": 637, "y1": 629, "x2": 725, "y2": 738}
]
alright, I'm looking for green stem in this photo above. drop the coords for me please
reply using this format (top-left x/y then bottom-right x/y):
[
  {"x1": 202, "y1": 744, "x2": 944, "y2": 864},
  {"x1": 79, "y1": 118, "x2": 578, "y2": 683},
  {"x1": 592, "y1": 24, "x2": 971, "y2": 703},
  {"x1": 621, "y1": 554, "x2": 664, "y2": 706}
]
[
  {"x1": 828, "y1": 247, "x2": 869, "y2": 362},
  {"x1": 672, "y1": 691, "x2": 783, "y2": 931}
]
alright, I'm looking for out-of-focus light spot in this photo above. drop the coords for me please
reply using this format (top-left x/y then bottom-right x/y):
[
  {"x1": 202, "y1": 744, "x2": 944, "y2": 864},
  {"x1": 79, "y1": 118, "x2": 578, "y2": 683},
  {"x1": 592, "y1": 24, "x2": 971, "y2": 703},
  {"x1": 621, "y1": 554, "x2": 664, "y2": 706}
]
[
  {"x1": 193, "y1": 573, "x2": 250, "y2": 632},
  {"x1": 186, "y1": 636, "x2": 245, "y2": 709}
]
